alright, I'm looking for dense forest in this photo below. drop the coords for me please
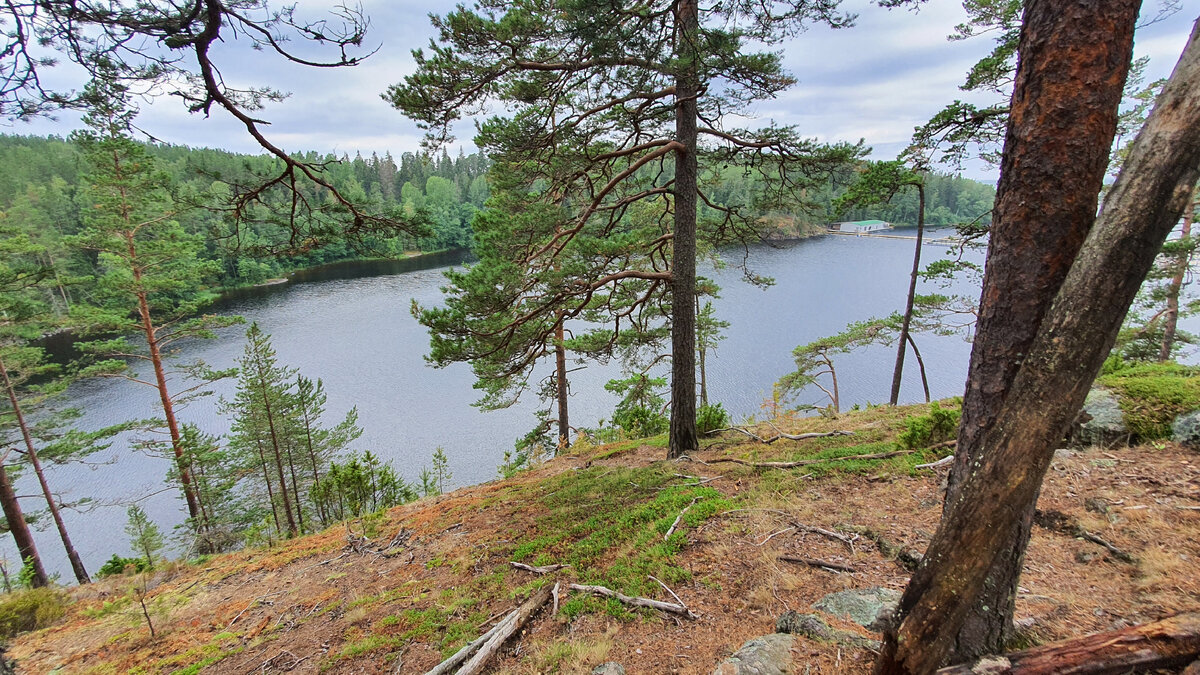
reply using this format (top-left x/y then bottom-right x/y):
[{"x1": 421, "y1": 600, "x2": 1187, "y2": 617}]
[{"x1": 0, "y1": 133, "x2": 994, "y2": 293}]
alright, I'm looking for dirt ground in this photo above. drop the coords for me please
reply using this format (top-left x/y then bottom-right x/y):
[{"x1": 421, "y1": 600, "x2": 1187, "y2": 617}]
[{"x1": 10, "y1": 413, "x2": 1200, "y2": 674}]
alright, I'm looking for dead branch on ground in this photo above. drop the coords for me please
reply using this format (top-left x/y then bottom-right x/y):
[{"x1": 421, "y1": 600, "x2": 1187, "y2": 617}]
[
  {"x1": 1034, "y1": 509, "x2": 1137, "y2": 564},
  {"x1": 568, "y1": 583, "x2": 698, "y2": 619},
  {"x1": 664, "y1": 498, "x2": 698, "y2": 540},
  {"x1": 779, "y1": 556, "x2": 857, "y2": 573},
  {"x1": 707, "y1": 427, "x2": 855, "y2": 444},
  {"x1": 706, "y1": 450, "x2": 912, "y2": 469},
  {"x1": 509, "y1": 561, "x2": 571, "y2": 575}
]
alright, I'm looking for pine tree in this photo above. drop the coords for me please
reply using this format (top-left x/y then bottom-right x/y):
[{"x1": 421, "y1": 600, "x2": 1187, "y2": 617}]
[
  {"x1": 124, "y1": 505, "x2": 164, "y2": 570},
  {"x1": 67, "y1": 77, "x2": 240, "y2": 542},
  {"x1": 388, "y1": 0, "x2": 885, "y2": 458}
]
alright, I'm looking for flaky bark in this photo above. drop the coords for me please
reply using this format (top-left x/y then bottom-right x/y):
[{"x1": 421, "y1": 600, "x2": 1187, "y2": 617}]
[
  {"x1": 668, "y1": 0, "x2": 700, "y2": 458},
  {"x1": 942, "y1": 0, "x2": 1139, "y2": 659},
  {"x1": 0, "y1": 463, "x2": 46, "y2": 587},
  {"x1": 877, "y1": 17, "x2": 1200, "y2": 675},
  {"x1": 937, "y1": 612, "x2": 1200, "y2": 675}
]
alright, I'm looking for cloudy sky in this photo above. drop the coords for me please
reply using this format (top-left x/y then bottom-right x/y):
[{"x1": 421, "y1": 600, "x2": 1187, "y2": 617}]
[{"x1": 8, "y1": 0, "x2": 1196, "y2": 182}]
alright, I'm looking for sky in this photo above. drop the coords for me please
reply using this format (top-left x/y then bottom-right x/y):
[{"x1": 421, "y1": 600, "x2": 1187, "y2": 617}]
[{"x1": 6, "y1": 0, "x2": 1196, "y2": 183}]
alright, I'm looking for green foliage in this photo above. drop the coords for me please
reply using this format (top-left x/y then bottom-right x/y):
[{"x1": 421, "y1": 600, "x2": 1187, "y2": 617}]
[
  {"x1": 96, "y1": 554, "x2": 149, "y2": 578},
  {"x1": 310, "y1": 451, "x2": 417, "y2": 521},
  {"x1": 431, "y1": 447, "x2": 452, "y2": 494},
  {"x1": 898, "y1": 401, "x2": 962, "y2": 450},
  {"x1": 778, "y1": 314, "x2": 903, "y2": 413},
  {"x1": 605, "y1": 374, "x2": 669, "y2": 438},
  {"x1": 0, "y1": 587, "x2": 67, "y2": 637},
  {"x1": 124, "y1": 505, "x2": 164, "y2": 569},
  {"x1": 696, "y1": 403, "x2": 730, "y2": 435},
  {"x1": 1098, "y1": 363, "x2": 1200, "y2": 440}
]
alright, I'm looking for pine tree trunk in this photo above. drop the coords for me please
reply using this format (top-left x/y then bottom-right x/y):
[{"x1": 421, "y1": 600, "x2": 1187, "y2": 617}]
[
  {"x1": 0, "y1": 356, "x2": 89, "y2": 584},
  {"x1": 939, "y1": 0, "x2": 1138, "y2": 661},
  {"x1": 877, "y1": 16, "x2": 1200, "y2": 674},
  {"x1": 668, "y1": 0, "x2": 700, "y2": 459},
  {"x1": 131, "y1": 246, "x2": 203, "y2": 527},
  {"x1": 0, "y1": 463, "x2": 47, "y2": 587},
  {"x1": 254, "y1": 438, "x2": 282, "y2": 532},
  {"x1": 1159, "y1": 201, "x2": 1195, "y2": 361},
  {"x1": 697, "y1": 295, "x2": 709, "y2": 407},
  {"x1": 890, "y1": 183, "x2": 925, "y2": 405},
  {"x1": 906, "y1": 332, "x2": 931, "y2": 403},
  {"x1": 555, "y1": 316, "x2": 570, "y2": 448},
  {"x1": 256, "y1": 373, "x2": 297, "y2": 536}
]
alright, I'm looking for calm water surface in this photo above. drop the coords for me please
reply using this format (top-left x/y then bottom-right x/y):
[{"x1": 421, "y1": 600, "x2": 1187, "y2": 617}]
[{"x1": 15, "y1": 233, "x2": 986, "y2": 579}]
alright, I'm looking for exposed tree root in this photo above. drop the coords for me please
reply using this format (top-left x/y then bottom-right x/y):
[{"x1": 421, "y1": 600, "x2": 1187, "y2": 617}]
[{"x1": 1034, "y1": 509, "x2": 1137, "y2": 564}]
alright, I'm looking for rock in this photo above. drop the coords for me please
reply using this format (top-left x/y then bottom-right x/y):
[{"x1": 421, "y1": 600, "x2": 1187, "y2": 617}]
[
  {"x1": 776, "y1": 611, "x2": 880, "y2": 650},
  {"x1": 1073, "y1": 388, "x2": 1129, "y2": 447},
  {"x1": 1173, "y1": 409, "x2": 1200, "y2": 449},
  {"x1": 1075, "y1": 550, "x2": 1097, "y2": 563},
  {"x1": 712, "y1": 634, "x2": 795, "y2": 675},
  {"x1": 592, "y1": 663, "x2": 626, "y2": 675},
  {"x1": 812, "y1": 587, "x2": 902, "y2": 631}
]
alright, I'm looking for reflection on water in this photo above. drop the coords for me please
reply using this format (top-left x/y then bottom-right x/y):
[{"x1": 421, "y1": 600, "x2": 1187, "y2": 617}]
[{"x1": 14, "y1": 234, "x2": 986, "y2": 579}]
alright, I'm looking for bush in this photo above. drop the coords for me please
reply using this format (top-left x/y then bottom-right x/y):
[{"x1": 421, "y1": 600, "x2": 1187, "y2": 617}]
[
  {"x1": 898, "y1": 401, "x2": 961, "y2": 450},
  {"x1": 96, "y1": 554, "x2": 149, "y2": 578},
  {"x1": 696, "y1": 403, "x2": 730, "y2": 435},
  {"x1": 1099, "y1": 363, "x2": 1200, "y2": 440},
  {"x1": 0, "y1": 588, "x2": 67, "y2": 638}
]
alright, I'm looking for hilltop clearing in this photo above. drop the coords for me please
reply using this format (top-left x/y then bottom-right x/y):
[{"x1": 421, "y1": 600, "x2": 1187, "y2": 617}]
[{"x1": 8, "y1": 402, "x2": 1200, "y2": 674}]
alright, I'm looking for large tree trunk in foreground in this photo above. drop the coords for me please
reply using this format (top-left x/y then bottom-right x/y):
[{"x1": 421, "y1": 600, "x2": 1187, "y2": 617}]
[
  {"x1": 0, "y1": 463, "x2": 46, "y2": 588},
  {"x1": 890, "y1": 182, "x2": 925, "y2": 406},
  {"x1": 877, "y1": 19, "x2": 1200, "y2": 675},
  {"x1": 938, "y1": 612, "x2": 1200, "y2": 675},
  {"x1": 668, "y1": 0, "x2": 700, "y2": 459},
  {"x1": 0, "y1": 356, "x2": 89, "y2": 584},
  {"x1": 941, "y1": 0, "x2": 1139, "y2": 659}
]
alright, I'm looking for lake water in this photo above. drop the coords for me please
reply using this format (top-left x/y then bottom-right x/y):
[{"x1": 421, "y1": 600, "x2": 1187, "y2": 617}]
[{"x1": 13, "y1": 232, "x2": 986, "y2": 579}]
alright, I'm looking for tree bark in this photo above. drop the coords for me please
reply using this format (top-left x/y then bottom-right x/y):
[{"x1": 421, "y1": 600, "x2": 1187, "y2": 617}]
[
  {"x1": 0, "y1": 355, "x2": 89, "y2": 583},
  {"x1": 668, "y1": 0, "x2": 700, "y2": 459},
  {"x1": 876, "y1": 17, "x2": 1200, "y2": 675},
  {"x1": 937, "y1": 612, "x2": 1200, "y2": 675},
  {"x1": 1159, "y1": 194, "x2": 1195, "y2": 361},
  {"x1": 891, "y1": 182, "x2": 925, "y2": 405},
  {"x1": 940, "y1": 0, "x2": 1139, "y2": 660},
  {"x1": 554, "y1": 315, "x2": 570, "y2": 448},
  {"x1": 905, "y1": 332, "x2": 930, "y2": 403},
  {"x1": 0, "y1": 463, "x2": 47, "y2": 587}
]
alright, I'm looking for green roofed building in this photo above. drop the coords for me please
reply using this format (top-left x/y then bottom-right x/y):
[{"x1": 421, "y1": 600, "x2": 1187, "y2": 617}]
[{"x1": 831, "y1": 219, "x2": 892, "y2": 233}]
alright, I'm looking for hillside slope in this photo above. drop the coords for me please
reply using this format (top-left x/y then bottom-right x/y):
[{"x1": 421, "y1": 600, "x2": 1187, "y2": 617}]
[{"x1": 10, "y1": 403, "x2": 1200, "y2": 674}]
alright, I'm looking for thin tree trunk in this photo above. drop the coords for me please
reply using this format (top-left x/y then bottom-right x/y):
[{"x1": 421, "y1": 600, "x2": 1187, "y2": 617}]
[
  {"x1": 877, "y1": 17, "x2": 1200, "y2": 674},
  {"x1": 697, "y1": 295, "x2": 709, "y2": 407},
  {"x1": 254, "y1": 437, "x2": 282, "y2": 533},
  {"x1": 938, "y1": 0, "x2": 1139, "y2": 660},
  {"x1": 1159, "y1": 199, "x2": 1195, "y2": 361},
  {"x1": 891, "y1": 183, "x2": 925, "y2": 405},
  {"x1": 0, "y1": 463, "x2": 46, "y2": 587},
  {"x1": 131, "y1": 256, "x2": 203, "y2": 527},
  {"x1": 0, "y1": 356, "x2": 89, "y2": 584},
  {"x1": 906, "y1": 332, "x2": 931, "y2": 403},
  {"x1": 257, "y1": 381, "x2": 297, "y2": 536},
  {"x1": 668, "y1": 0, "x2": 700, "y2": 459},
  {"x1": 296, "y1": 382, "x2": 327, "y2": 525},
  {"x1": 285, "y1": 439, "x2": 305, "y2": 534},
  {"x1": 554, "y1": 315, "x2": 570, "y2": 449}
]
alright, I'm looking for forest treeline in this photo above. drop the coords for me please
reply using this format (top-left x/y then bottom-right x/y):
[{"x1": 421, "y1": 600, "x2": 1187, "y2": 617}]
[{"x1": 0, "y1": 133, "x2": 994, "y2": 293}]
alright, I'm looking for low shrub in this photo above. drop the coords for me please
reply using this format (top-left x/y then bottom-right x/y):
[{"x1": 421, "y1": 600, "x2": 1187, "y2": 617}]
[
  {"x1": 96, "y1": 554, "x2": 149, "y2": 578},
  {"x1": 696, "y1": 402, "x2": 730, "y2": 435},
  {"x1": 898, "y1": 401, "x2": 961, "y2": 450},
  {"x1": 0, "y1": 588, "x2": 67, "y2": 638}
]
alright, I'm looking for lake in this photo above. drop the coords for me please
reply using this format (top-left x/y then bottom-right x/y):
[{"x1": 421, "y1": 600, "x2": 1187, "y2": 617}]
[{"x1": 13, "y1": 232, "x2": 985, "y2": 579}]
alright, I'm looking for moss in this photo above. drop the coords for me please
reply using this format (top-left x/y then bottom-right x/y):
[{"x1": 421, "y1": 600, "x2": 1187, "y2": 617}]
[{"x1": 1099, "y1": 363, "x2": 1200, "y2": 440}]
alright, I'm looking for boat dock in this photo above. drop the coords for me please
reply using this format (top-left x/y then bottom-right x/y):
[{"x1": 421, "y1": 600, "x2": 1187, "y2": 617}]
[{"x1": 826, "y1": 230, "x2": 963, "y2": 247}]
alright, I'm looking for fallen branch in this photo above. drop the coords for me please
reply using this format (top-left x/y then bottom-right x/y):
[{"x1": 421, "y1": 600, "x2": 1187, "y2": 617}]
[
  {"x1": 509, "y1": 561, "x2": 571, "y2": 575},
  {"x1": 724, "y1": 509, "x2": 856, "y2": 549},
  {"x1": 227, "y1": 589, "x2": 288, "y2": 629},
  {"x1": 664, "y1": 498, "x2": 698, "y2": 540},
  {"x1": 422, "y1": 587, "x2": 552, "y2": 675},
  {"x1": 707, "y1": 450, "x2": 912, "y2": 469},
  {"x1": 707, "y1": 427, "x2": 855, "y2": 444},
  {"x1": 457, "y1": 586, "x2": 553, "y2": 675},
  {"x1": 1034, "y1": 509, "x2": 1137, "y2": 564},
  {"x1": 568, "y1": 583, "x2": 697, "y2": 619},
  {"x1": 937, "y1": 612, "x2": 1200, "y2": 674},
  {"x1": 915, "y1": 455, "x2": 955, "y2": 470},
  {"x1": 779, "y1": 556, "x2": 857, "y2": 573}
]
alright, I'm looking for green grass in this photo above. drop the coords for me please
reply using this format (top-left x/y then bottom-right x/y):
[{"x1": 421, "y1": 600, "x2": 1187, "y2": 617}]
[{"x1": 1099, "y1": 363, "x2": 1200, "y2": 439}]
